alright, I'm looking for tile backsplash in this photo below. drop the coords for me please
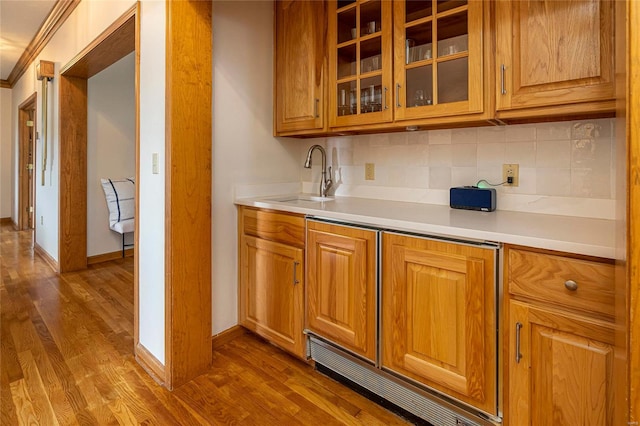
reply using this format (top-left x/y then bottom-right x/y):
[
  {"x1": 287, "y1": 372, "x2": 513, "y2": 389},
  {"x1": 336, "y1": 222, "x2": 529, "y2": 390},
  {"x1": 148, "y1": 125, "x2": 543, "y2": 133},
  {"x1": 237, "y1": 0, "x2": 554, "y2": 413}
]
[{"x1": 301, "y1": 118, "x2": 616, "y2": 219}]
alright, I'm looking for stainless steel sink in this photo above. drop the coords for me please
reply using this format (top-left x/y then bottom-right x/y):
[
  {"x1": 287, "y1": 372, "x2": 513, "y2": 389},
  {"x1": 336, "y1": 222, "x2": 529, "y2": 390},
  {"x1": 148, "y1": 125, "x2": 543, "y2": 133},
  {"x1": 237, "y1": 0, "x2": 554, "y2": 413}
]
[{"x1": 270, "y1": 195, "x2": 335, "y2": 203}]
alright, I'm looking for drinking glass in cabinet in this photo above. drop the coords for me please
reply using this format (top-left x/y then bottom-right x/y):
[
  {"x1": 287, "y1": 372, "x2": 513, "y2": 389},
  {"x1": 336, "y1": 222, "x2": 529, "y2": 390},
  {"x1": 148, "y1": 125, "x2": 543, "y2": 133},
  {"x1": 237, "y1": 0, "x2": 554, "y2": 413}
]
[
  {"x1": 337, "y1": 5, "x2": 357, "y2": 44},
  {"x1": 406, "y1": 21, "x2": 432, "y2": 64},
  {"x1": 406, "y1": 65, "x2": 433, "y2": 107},
  {"x1": 360, "y1": 76, "x2": 382, "y2": 114},
  {"x1": 338, "y1": 82, "x2": 357, "y2": 116},
  {"x1": 437, "y1": 11, "x2": 468, "y2": 57},
  {"x1": 360, "y1": 0, "x2": 381, "y2": 36}
]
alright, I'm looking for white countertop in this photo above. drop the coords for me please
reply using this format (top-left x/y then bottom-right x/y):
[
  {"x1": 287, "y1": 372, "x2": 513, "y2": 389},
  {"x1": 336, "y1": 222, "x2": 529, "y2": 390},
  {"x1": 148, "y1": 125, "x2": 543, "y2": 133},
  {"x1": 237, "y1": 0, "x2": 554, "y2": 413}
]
[{"x1": 235, "y1": 194, "x2": 616, "y2": 259}]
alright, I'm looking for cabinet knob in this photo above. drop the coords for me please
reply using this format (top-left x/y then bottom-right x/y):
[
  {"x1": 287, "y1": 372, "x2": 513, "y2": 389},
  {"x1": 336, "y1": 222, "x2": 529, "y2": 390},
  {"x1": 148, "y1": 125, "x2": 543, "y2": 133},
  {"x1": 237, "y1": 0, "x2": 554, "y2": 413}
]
[{"x1": 564, "y1": 279, "x2": 578, "y2": 291}]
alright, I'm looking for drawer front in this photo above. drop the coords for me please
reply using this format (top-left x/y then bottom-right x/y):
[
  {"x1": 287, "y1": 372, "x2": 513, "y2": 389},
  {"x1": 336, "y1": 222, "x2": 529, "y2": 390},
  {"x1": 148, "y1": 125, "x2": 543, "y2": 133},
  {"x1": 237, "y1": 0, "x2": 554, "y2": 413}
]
[
  {"x1": 508, "y1": 248, "x2": 615, "y2": 317},
  {"x1": 241, "y1": 207, "x2": 305, "y2": 248}
]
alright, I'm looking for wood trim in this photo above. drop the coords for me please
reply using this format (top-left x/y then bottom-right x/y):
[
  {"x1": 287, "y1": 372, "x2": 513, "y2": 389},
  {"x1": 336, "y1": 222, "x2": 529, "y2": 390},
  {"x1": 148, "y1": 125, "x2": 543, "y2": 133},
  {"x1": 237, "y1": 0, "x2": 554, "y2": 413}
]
[
  {"x1": 6, "y1": 0, "x2": 80, "y2": 87},
  {"x1": 627, "y1": 0, "x2": 639, "y2": 421},
  {"x1": 58, "y1": 7, "x2": 137, "y2": 273},
  {"x1": 86, "y1": 249, "x2": 134, "y2": 265},
  {"x1": 164, "y1": 0, "x2": 213, "y2": 390},
  {"x1": 60, "y1": 5, "x2": 136, "y2": 78},
  {"x1": 133, "y1": 0, "x2": 141, "y2": 374},
  {"x1": 58, "y1": 75, "x2": 88, "y2": 273},
  {"x1": 211, "y1": 326, "x2": 247, "y2": 351},
  {"x1": 34, "y1": 242, "x2": 59, "y2": 273},
  {"x1": 135, "y1": 343, "x2": 166, "y2": 386},
  {"x1": 0, "y1": 217, "x2": 13, "y2": 225},
  {"x1": 0, "y1": 80, "x2": 10, "y2": 89}
]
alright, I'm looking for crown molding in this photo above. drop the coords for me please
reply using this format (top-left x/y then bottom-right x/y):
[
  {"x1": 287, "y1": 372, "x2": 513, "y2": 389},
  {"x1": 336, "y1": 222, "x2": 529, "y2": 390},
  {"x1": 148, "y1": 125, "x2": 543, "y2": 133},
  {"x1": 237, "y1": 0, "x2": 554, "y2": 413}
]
[
  {"x1": 0, "y1": 80, "x2": 10, "y2": 89},
  {"x1": 6, "y1": 0, "x2": 81, "y2": 88}
]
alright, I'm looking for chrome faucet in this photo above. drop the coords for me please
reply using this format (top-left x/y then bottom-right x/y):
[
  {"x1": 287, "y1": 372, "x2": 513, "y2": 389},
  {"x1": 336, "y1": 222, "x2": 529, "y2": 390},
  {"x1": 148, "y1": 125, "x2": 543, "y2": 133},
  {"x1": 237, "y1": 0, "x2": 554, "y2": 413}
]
[{"x1": 304, "y1": 145, "x2": 333, "y2": 197}]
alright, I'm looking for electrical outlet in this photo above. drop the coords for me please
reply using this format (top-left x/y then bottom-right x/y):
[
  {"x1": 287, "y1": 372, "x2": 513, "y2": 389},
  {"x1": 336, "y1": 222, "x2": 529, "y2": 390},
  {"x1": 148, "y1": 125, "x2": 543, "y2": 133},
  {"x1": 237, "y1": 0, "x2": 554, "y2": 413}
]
[
  {"x1": 365, "y1": 163, "x2": 375, "y2": 180},
  {"x1": 502, "y1": 163, "x2": 519, "y2": 187}
]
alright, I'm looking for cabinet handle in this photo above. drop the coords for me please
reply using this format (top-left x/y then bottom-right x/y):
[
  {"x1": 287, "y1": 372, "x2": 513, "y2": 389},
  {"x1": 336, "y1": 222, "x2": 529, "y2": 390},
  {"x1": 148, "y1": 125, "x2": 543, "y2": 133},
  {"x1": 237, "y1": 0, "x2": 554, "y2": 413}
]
[
  {"x1": 500, "y1": 64, "x2": 507, "y2": 95},
  {"x1": 396, "y1": 84, "x2": 401, "y2": 107},
  {"x1": 293, "y1": 261, "x2": 300, "y2": 285},
  {"x1": 515, "y1": 322, "x2": 523, "y2": 364},
  {"x1": 383, "y1": 86, "x2": 389, "y2": 110},
  {"x1": 564, "y1": 279, "x2": 578, "y2": 291},
  {"x1": 314, "y1": 99, "x2": 320, "y2": 118}
]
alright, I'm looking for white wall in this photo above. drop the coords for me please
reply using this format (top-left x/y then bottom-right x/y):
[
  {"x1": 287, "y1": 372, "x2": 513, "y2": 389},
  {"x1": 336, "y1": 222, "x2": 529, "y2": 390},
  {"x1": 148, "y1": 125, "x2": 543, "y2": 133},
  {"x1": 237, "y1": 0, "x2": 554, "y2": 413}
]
[
  {"x1": 0, "y1": 88, "x2": 12, "y2": 219},
  {"x1": 87, "y1": 52, "x2": 135, "y2": 257},
  {"x1": 212, "y1": 1, "x2": 302, "y2": 334},
  {"x1": 138, "y1": 0, "x2": 166, "y2": 362},
  {"x1": 10, "y1": 0, "x2": 136, "y2": 261}
]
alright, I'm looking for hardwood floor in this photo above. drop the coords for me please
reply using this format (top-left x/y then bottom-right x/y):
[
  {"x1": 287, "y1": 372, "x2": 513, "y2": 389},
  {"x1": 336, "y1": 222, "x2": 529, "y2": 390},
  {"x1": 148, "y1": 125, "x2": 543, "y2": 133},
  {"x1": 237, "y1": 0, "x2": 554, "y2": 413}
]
[{"x1": 0, "y1": 224, "x2": 413, "y2": 425}]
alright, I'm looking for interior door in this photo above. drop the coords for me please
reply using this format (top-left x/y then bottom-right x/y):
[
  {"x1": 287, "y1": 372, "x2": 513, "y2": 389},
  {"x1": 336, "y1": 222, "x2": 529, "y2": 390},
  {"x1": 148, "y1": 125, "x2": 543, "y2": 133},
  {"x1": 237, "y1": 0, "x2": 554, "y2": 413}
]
[{"x1": 18, "y1": 94, "x2": 37, "y2": 231}]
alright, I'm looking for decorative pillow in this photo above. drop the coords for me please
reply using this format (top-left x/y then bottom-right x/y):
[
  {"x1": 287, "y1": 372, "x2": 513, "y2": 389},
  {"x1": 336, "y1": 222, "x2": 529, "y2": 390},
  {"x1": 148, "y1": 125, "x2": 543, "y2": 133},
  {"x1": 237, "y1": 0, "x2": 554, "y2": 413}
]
[{"x1": 100, "y1": 178, "x2": 135, "y2": 230}]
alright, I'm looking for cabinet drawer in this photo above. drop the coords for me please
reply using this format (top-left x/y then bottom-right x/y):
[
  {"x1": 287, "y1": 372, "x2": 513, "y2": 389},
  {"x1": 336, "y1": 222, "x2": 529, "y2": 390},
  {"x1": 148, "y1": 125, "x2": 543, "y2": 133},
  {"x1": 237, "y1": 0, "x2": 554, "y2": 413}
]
[
  {"x1": 240, "y1": 207, "x2": 305, "y2": 248},
  {"x1": 507, "y1": 248, "x2": 615, "y2": 318}
]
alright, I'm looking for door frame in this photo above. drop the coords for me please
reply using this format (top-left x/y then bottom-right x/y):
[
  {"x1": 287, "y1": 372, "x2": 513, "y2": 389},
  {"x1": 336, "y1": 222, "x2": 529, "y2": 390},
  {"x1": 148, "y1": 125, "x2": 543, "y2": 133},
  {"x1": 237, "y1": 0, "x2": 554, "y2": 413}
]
[
  {"x1": 57, "y1": 2, "x2": 212, "y2": 389},
  {"x1": 17, "y1": 93, "x2": 37, "y2": 232}
]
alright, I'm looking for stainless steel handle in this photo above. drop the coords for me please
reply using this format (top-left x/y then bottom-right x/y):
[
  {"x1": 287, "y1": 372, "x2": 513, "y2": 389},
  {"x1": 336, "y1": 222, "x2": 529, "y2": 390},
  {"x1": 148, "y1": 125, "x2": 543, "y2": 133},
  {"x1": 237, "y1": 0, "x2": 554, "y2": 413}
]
[
  {"x1": 515, "y1": 322, "x2": 523, "y2": 364},
  {"x1": 564, "y1": 279, "x2": 578, "y2": 291},
  {"x1": 500, "y1": 64, "x2": 507, "y2": 95},
  {"x1": 293, "y1": 261, "x2": 300, "y2": 285},
  {"x1": 396, "y1": 84, "x2": 401, "y2": 107},
  {"x1": 383, "y1": 86, "x2": 388, "y2": 110},
  {"x1": 314, "y1": 98, "x2": 320, "y2": 118}
]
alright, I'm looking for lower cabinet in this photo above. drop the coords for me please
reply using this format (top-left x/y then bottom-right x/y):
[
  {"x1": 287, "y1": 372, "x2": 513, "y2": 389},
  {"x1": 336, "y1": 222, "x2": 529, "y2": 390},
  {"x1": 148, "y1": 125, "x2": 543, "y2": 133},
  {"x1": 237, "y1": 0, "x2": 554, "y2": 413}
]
[
  {"x1": 381, "y1": 232, "x2": 498, "y2": 415},
  {"x1": 238, "y1": 207, "x2": 306, "y2": 359},
  {"x1": 306, "y1": 220, "x2": 377, "y2": 361},
  {"x1": 508, "y1": 301, "x2": 614, "y2": 425},
  {"x1": 504, "y1": 245, "x2": 615, "y2": 425}
]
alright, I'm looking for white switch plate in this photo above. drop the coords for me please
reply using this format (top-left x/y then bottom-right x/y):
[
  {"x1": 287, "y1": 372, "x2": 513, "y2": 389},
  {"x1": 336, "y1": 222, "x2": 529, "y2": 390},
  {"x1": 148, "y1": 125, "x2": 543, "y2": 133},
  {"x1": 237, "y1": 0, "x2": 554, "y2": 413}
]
[{"x1": 152, "y1": 153, "x2": 159, "y2": 174}]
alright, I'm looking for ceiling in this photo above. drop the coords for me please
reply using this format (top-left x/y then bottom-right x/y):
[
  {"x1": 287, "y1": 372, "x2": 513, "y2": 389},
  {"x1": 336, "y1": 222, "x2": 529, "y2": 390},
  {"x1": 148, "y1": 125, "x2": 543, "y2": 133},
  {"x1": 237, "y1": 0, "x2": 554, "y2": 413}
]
[{"x1": 0, "y1": 0, "x2": 57, "y2": 81}]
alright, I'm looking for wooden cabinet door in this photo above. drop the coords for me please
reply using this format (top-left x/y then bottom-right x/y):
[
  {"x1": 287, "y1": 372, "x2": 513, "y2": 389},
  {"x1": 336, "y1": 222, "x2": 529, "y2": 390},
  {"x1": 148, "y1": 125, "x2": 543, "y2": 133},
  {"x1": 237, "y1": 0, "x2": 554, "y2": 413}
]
[
  {"x1": 381, "y1": 233, "x2": 497, "y2": 414},
  {"x1": 275, "y1": 0, "x2": 326, "y2": 135},
  {"x1": 508, "y1": 300, "x2": 614, "y2": 425},
  {"x1": 495, "y1": 0, "x2": 614, "y2": 115},
  {"x1": 306, "y1": 221, "x2": 377, "y2": 361},
  {"x1": 240, "y1": 235, "x2": 305, "y2": 359},
  {"x1": 393, "y1": 0, "x2": 487, "y2": 121},
  {"x1": 328, "y1": 0, "x2": 394, "y2": 128}
]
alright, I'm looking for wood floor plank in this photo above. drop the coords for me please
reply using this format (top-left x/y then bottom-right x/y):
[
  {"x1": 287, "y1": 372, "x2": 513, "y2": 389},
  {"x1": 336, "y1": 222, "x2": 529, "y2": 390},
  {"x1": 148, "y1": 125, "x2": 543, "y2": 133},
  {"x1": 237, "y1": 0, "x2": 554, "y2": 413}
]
[
  {"x1": 1, "y1": 224, "x2": 413, "y2": 426},
  {"x1": 108, "y1": 399, "x2": 139, "y2": 425},
  {"x1": 1, "y1": 366, "x2": 19, "y2": 425},
  {"x1": 16, "y1": 350, "x2": 60, "y2": 426},
  {"x1": 9, "y1": 379, "x2": 39, "y2": 425}
]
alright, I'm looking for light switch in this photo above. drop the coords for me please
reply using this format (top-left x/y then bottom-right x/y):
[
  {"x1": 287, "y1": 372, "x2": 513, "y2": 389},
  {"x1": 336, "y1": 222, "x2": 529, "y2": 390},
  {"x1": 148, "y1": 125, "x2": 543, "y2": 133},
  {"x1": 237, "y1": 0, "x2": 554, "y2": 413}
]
[{"x1": 152, "y1": 153, "x2": 159, "y2": 174}]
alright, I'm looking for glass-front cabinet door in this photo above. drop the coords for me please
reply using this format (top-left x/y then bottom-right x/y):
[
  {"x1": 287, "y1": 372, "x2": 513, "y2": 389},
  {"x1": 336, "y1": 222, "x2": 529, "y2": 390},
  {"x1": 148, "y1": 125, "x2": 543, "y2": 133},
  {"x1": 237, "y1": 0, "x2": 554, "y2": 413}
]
[
  {"x1": 393, "y1": 0, "x2": 484, "y2": 121},
  {"x1": 329, "y1": 0, "x2": 393, "y2": 127}
]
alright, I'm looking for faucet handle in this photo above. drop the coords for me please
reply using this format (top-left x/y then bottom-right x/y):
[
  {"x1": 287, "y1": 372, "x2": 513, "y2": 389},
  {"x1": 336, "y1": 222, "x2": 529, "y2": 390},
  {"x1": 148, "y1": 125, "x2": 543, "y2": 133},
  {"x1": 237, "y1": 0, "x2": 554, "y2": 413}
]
[{"x1": 324, "y1": 166, "x2": 333, "y2": 193}]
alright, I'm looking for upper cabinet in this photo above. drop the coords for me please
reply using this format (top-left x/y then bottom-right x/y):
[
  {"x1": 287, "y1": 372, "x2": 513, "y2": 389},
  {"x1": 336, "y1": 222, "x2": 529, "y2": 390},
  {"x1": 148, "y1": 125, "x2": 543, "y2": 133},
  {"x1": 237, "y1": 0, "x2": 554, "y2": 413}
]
[
  {"x1": 329, "y1": 0, "x2": 394, "y2": 128},
  {"x1": 393, "y1": 0, "x2": 491, "y2": 123},
  {"x1": 495, "y1": 0, "x2": 615, "y2": 120},
  {"x1": 275, "y1": 0, "x2": 616, "y2": 136},
  {"x1": 274, "y1": 1, "x2": 327, "y2": 136}
]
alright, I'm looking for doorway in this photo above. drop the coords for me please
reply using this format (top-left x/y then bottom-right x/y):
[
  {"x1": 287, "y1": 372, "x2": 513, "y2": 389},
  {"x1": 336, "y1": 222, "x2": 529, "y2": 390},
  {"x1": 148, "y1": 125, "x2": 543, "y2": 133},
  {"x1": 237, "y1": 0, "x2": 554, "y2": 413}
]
[{"x1": 18, "y1": 93, "x2": 37, "y2": 231}]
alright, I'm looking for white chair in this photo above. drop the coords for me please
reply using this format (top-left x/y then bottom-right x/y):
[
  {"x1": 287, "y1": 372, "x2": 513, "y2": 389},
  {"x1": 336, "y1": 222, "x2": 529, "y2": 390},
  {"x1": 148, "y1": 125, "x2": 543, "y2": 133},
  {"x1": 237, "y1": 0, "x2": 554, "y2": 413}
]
[{"x1": 100, "y1": 177, "x2": 135, "y2": 257}]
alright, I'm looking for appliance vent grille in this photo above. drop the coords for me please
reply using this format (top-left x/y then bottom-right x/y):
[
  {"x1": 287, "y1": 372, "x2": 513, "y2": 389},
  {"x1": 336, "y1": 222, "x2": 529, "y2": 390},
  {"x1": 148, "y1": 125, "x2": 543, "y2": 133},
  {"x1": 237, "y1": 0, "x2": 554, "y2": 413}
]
[{"x1": 310, "y1": 337, "x2": 482, "y2": 426}]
